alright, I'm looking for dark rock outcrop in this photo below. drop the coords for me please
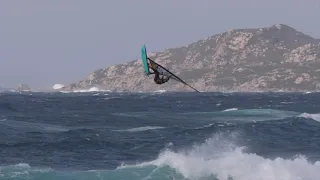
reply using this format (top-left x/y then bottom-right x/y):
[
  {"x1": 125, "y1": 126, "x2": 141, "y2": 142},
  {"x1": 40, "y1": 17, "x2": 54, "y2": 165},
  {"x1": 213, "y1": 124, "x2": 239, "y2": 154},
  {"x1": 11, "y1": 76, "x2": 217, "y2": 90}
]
[{"x1": 17, "y1": 83, "x2": 31, "y2": 91}]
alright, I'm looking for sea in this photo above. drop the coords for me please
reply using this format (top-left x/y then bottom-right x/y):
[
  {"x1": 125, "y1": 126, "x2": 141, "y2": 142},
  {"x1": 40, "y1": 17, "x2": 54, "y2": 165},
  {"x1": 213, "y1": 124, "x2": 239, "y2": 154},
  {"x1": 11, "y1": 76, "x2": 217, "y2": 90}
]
[{"x1": 0, "y1": 91, "x2": 320, "y2": 180}]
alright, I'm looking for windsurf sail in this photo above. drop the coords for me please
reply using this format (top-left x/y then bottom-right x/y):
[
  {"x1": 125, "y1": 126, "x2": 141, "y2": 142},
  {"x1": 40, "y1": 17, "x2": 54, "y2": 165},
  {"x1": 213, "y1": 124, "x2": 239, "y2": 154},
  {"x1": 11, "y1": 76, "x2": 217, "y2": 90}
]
[
  {"x1": 148, "y1": 58, "x2": 200, "y2": 92},
  {"x1": 141, "y1": 45, "x2": 150, "y2": 76},
  {"x1": 140, "y1": 45, "x2": 200, "y2": 92}
]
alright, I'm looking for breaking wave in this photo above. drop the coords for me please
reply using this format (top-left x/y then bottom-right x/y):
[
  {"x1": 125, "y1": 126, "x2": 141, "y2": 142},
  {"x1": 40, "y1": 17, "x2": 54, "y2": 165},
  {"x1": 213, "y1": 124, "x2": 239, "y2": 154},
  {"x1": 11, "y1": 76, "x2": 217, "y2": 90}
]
[
  {"x1": 3, "y1": 132, "x2": 319, "y2": 180},
  {"x1": 117, "y1": 131, "x2": 320, "y2": 180}
]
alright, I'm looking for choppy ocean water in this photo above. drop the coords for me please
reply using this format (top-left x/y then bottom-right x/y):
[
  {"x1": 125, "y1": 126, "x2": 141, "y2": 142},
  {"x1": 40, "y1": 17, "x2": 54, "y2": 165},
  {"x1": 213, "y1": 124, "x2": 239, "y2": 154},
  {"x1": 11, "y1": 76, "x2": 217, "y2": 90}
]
[{"x1": 0, "y1": 91, "x2": 320, "y2": 180}]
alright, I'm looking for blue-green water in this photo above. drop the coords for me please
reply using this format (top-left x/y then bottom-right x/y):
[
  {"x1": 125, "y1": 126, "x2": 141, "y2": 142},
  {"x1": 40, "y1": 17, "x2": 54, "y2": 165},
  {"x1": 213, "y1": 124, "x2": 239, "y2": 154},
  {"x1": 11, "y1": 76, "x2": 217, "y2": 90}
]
[{"x1": 0, "y1": 91, "x2": 320, "y2": 180}]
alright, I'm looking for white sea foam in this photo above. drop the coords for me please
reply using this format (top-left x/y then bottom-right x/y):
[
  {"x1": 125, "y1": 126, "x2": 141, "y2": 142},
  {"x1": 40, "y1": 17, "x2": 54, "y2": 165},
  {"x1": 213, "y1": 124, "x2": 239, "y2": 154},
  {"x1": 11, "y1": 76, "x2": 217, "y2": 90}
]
[
  {"x1": 113, "y1": 126, "x2": 165, "y2": 132},
  {"x1": 118, "y1": 132, "x2": 320, "y2": 180},
  {"x1": 222, "y1": 108, "x2": 238, "y2": 112},
  {"x1": 72, "y1": 87, "x2": 112, "y2": 93},
  {"x1": 52, "y1": 84, "x2": 65, "y2": 90},
  {"x1": 153, "y1": 90, "x2": 167, "y2": 93},
  {"x1": 181, "y1": 109, "x2": 300, "y2": 122},
  {"x1": 298, "y1": 113, "x2": 320, "y2": 122}
]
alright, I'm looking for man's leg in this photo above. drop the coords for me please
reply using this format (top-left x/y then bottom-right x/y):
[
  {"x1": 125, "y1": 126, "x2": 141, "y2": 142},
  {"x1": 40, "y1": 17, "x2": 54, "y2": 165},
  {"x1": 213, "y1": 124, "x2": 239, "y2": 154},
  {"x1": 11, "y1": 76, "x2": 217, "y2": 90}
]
[
  {"x1": 164, "y1": 75, "x2": 171, "y2": 82},
  {"x1": 160, "y1": 75, "x2": 169, "y2": 83}
]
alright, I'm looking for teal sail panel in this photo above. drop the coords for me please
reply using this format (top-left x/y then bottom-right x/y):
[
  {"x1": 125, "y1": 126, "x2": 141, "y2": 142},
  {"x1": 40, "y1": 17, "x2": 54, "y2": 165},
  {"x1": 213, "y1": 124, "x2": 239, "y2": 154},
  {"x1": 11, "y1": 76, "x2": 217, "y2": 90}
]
[{"x1": 141, "y1": 45, "x2": 150, "y2": 76}]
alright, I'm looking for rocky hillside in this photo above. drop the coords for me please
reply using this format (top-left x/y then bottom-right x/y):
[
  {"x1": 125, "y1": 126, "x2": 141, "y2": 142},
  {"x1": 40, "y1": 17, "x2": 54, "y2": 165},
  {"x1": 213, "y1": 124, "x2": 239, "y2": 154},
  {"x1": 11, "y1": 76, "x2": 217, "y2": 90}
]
[{"x1": 63, "y1": 24, "x2": 320, "y2": 92}]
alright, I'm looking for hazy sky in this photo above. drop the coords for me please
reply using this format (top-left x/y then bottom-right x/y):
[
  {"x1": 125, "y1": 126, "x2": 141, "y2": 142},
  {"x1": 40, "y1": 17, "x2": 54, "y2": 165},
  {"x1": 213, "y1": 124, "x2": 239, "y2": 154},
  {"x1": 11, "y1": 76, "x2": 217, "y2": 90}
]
[{"x1": 0, "y1": 0, "x2": 319, "y2": 89}]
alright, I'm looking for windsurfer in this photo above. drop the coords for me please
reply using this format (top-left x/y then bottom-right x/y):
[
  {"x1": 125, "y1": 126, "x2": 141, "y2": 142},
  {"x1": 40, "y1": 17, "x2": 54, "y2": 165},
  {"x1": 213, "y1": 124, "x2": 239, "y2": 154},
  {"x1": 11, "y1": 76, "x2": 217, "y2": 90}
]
[
  {"x1": 152, "y1": 68, "x2": 170, "y2": 84},
  {"x1": 148, "y1": 59, "x2": 171, "y2": 84},
  {"x1": 141, "y1": 45, "x2": 199, "y2": 92}
]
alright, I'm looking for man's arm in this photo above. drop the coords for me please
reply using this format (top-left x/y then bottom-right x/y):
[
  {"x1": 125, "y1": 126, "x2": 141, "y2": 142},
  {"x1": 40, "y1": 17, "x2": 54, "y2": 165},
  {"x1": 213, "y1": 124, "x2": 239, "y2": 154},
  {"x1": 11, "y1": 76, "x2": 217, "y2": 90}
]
[{"x1": 149, "y1": 68, "x2": 156, "y2": 74}]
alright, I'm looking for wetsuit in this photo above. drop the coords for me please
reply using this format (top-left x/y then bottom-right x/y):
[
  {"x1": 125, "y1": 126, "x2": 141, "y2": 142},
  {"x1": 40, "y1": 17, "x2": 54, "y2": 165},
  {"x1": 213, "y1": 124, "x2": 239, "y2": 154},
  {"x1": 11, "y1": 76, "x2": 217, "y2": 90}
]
[{"x1": 152, "y1": 69, "x2": 170, "y2": 84}]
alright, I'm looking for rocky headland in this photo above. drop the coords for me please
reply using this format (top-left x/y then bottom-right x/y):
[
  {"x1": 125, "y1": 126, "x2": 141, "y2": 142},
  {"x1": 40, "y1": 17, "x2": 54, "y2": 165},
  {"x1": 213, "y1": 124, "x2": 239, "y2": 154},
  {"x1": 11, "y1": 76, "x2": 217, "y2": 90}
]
[{"x1": 62, "y1": 24, "x2": 320, "y2": 92}]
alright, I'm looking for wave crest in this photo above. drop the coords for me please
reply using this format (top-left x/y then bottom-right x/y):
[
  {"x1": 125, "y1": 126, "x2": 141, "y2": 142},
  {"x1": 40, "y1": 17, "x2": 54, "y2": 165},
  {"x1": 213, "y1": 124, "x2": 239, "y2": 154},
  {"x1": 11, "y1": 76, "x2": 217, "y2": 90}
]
[{"x1": 118, "y1": 132, "x2": 320, "y2": 180}]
